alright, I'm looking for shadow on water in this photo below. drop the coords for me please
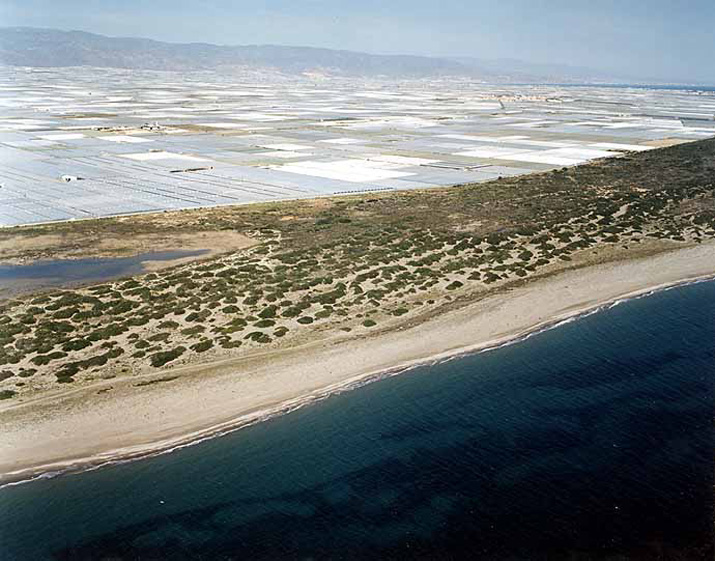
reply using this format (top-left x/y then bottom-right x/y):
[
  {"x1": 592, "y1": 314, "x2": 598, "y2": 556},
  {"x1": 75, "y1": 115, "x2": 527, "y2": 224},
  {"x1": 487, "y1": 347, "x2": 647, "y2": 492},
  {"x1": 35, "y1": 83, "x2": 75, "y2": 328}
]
[{"x1": 0, "y1": 250, "x2": 208, "y2": 295}]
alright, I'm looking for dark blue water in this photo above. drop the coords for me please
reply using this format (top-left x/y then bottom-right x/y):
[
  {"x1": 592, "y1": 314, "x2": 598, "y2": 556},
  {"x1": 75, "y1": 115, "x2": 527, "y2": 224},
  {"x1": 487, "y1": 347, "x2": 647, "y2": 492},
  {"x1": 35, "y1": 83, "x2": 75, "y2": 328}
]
[
  {"x1": 1, "y1": 280, "x2": 713, "y2": 560},
  {"x1": 0, "y1": 250, "x2": 207, "y2": 293}
]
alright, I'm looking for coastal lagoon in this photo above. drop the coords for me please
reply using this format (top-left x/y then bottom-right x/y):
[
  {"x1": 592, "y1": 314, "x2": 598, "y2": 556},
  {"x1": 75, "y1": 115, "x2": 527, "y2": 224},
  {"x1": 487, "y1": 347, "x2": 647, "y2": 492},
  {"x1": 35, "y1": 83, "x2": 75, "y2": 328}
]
[
  {"x1": 0, "y1": 250, "x2": 208, "y2": 295},
  {"x1": 1, "y1": 280, "x2": 713, "y2": 559}
]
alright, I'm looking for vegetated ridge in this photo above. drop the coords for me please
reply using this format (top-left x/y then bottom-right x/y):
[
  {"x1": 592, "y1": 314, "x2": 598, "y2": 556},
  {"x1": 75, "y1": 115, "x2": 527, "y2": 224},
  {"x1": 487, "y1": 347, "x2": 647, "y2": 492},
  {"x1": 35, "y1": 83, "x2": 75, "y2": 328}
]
[{"x1": 0, "y1": 138, "x2": 714, "y2": 399}]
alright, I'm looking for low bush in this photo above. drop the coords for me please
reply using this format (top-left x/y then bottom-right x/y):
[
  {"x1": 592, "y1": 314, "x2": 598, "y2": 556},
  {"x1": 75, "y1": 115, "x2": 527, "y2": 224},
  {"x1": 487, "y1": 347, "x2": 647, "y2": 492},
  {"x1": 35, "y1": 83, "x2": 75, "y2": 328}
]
[
  {"x1": 244, "y1": 331, "x2": 271, "y2": 343},
  {"x1": 181, "y1": 326, "x2": 205, "y2": 336},
  {"x1": 258, "y1": 305, "x2": 278, "y2": 319},
  {"x1": 274, "y1": 326, "x2": 289, "y2": 337},
  {"x1": 31, "y1": 351, "x2": 68, "y2": 366},
  {"x1": 149, "y1": 346, "x2": 186, "y2": 368},
  {"x1": 148, "y1": 332, "x2": 171, "y2": 342},
  {"x1": 62, "y1": 338, "x2": 92, "y2": 352},
  {"x1": 191, "y1": 340, "x2": 213, "y2": 353}
]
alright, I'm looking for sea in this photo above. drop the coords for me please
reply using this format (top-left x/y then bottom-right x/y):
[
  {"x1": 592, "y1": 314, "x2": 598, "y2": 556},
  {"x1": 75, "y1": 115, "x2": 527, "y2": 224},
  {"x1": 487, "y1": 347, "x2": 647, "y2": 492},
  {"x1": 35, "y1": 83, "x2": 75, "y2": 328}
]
[{"x1": 1, "y1": 280, "x2": 713, "y2": 560}]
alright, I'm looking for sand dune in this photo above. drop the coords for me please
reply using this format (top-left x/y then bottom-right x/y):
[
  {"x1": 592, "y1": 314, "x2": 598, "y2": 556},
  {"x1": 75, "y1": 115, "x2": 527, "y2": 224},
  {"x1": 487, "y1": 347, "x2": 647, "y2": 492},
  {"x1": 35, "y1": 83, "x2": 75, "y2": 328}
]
[{"x1": 1, "y1": 242, "x2": 714, "y2": 486}]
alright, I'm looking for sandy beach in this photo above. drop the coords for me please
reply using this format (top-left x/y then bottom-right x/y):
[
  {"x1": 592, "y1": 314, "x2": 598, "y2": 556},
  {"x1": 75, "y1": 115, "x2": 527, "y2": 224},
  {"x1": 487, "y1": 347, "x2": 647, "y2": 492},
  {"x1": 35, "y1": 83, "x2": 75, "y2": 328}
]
[{"x1": 1, "y1": 241, "x2": 714, "y2": 486}]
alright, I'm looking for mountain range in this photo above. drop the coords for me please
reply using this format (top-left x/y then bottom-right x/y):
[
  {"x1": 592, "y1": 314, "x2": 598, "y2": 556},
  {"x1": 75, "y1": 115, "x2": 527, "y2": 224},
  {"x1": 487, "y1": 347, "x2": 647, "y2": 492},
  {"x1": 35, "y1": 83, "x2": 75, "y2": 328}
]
[{"x1": 0, "y1": 27, "x2": 630, "y2": 83}]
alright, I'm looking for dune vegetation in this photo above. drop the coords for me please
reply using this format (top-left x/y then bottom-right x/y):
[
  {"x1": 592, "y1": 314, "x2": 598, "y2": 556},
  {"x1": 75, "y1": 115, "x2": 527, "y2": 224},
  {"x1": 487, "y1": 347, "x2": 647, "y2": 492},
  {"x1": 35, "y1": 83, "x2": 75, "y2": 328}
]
[{"x1": 1, "y1": 139, "x2": 714, "y2": 397}]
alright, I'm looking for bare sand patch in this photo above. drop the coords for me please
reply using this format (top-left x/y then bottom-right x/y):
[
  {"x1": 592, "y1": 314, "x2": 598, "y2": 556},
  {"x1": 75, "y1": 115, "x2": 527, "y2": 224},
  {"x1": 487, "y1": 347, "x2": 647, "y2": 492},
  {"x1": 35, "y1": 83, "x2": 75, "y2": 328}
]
[
  {"x1": 0, "y1": 230, "x2": 256, "y2": 268},
  {"x1": 643, "y1": 138, "x2": 692, "y2": 148}
]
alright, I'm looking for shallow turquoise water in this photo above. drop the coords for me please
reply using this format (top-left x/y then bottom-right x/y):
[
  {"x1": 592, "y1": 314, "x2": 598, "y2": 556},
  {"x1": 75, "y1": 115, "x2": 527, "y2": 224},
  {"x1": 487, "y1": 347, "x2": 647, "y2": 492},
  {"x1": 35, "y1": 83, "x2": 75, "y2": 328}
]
[{"x1": 1, "y1": 280, "x2": 713, "y2": 560}]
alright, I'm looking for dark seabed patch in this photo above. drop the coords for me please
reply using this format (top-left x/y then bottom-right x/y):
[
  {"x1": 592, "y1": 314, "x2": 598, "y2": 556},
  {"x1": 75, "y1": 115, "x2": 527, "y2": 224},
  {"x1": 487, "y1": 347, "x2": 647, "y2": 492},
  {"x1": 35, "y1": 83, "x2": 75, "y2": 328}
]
[{"x1": 0, "y1": 281, "x2": 713, "y2": 560}]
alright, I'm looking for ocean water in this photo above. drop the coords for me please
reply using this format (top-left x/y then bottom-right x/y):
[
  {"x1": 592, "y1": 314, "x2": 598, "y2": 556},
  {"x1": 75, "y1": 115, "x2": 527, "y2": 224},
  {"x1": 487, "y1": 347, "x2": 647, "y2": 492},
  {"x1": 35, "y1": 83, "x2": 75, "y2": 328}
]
[{"x1": 1, "y1": 280, "x2": 713, "y2": 560}]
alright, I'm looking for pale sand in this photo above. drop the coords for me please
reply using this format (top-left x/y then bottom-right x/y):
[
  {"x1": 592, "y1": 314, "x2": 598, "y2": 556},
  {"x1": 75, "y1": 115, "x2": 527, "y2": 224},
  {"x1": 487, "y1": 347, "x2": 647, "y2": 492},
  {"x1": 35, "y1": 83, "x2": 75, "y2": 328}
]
[
  {"x1": 1, "y1": 242, "x2": 714, "y2": 485},
  {"x1": 0, "y1": 230, "x2": 255, "y2": 266}
]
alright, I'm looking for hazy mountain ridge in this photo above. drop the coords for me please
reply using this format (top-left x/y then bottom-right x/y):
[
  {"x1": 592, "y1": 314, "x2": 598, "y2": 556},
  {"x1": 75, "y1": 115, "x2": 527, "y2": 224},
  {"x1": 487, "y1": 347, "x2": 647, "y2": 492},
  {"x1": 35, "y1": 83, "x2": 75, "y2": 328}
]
[
  {"x1": 0, "y1": 27, "x2": 621, "y2": 82},
  {"x1": 0, "y1": 28, "x2": 474, "y2": 77}
]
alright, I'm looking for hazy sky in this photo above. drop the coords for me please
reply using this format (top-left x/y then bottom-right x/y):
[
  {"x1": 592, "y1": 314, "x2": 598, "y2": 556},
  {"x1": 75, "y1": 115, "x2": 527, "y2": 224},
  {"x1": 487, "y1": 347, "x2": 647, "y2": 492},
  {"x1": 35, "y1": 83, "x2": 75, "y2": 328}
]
[{"x1": 2, "y1": 0, "x2": 714, "y2": 82}]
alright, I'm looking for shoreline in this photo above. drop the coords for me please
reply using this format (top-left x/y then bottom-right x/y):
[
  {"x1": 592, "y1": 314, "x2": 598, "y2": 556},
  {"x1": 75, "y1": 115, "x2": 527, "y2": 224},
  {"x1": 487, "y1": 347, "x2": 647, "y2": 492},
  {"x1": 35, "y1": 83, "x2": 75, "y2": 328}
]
[{"x1": 1, "y1": 243, "x2": 714, "y2": 488}]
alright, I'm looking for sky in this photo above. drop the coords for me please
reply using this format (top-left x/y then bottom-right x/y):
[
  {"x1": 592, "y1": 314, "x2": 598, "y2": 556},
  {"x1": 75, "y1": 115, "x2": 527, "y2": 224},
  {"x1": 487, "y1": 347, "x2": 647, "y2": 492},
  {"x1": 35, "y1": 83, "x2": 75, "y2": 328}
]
[{"x1": 2, "y1": 0, "x2": 714, "y2": 83}]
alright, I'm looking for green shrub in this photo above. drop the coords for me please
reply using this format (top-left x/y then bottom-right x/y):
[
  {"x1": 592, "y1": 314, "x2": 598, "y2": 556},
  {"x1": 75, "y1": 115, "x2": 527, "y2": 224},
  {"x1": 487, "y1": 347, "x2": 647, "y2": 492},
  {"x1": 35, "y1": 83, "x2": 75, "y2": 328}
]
[
  {"x1": 191, "y1": 340, "x2": 214, "y2": 353},
  {"x1": 185, "y1": 310, "x2": 210, "y2": 322},
  {"x1": 149, "y1": 346, "x2": 186, "y2": 368},
  {"x1": 258, "y1": 305, "x2": 278, "y2": 319},
  {"x1": 274, "y1": 326, "x2": 289, "y2": 337},
  {"x1": 56, "y1": 362, "x2": 80, "y2": 377},
  {"x1": 244, "y1": 331, "x2": 271, "y2": 343},
  {"x1": 88, "y1": 323, "x2": 127, "y2": 341},
  {"x1": 281, "y1": 306, "x2": 303, "y2": 318},
  {"x1": 297, "y1": 316, "x2": 314, "y2": 325},
  {"x1": 120, "y1": 279, "x2": 141, "y2": 290},
  {"x1": 148, "y1": 332, "x2": 171, "y2": 342},
  {"x1": 62, "y1": 338, "x2": 92, "y2": 352},
  {"x1": 37, "y1": 320, "x2": 74, "y2": 334},
  {"x1": 31, "y1": 351, "x2": 67, "y2": 366},
  {"x1": 362, "y1": 319, "x2": 377, "y2": 327},
  {"x1": 110, "y1": 300, "x2": 136, "y2": 314},
  {"x1": 53, "y1": 307, "x2": 79, "y2": 319},
  {"x1": 181, "y1": 325, "x2": 205, "y2": 336}
]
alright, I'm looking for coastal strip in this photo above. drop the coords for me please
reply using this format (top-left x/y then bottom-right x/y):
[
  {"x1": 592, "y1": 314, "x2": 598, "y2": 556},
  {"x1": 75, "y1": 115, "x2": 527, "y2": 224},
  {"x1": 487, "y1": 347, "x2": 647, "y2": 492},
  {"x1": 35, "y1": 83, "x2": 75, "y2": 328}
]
[{"x1": 1, "y1": 242, "x2": 714, "y2": 487}]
